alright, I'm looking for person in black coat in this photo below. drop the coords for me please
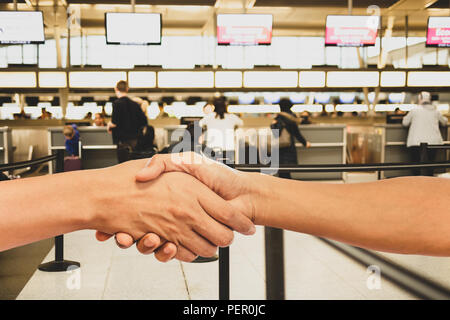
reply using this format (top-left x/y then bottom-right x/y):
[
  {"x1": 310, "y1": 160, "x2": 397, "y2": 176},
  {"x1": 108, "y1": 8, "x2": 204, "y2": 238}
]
[
  {"x1": 107, "y1": 80, "x2": 148, "y2": 163},
  {"x1": 272, "y1": 98, "x2": 311, "y2": 179}
]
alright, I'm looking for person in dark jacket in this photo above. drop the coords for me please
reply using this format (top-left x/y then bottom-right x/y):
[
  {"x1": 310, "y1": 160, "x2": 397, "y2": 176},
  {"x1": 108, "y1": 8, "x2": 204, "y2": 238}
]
[
  {"x1": 107, "y1": 80, "x2": 148, "y2": 163},
  {"x1": 272, "y1": 98, "x2": 311, "y2": 179}
]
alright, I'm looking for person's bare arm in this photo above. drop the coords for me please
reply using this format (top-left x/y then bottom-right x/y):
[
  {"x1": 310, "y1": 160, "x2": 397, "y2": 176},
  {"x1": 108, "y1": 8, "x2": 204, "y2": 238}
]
[
  {"x1": 251, "y1": 174, "x2": 450, "y2": 256},
  {"x1": 0, "y1": 158, "x2": 255, "y2": 260},
  {"x1": 113, "y1": 152, "x2": 450, "y2": 258}
]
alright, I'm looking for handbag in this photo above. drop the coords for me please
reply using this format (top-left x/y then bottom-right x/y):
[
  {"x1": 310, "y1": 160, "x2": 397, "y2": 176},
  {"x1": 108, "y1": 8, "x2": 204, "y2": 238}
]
[{"x1": 270, "y1": 120, "x2": 291, "y2": 149}]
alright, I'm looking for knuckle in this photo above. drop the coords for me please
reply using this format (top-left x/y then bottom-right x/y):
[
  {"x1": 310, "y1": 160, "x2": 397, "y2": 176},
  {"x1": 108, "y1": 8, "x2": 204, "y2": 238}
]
[
  {"x1": 218, "y1": 232, "x2": 234, "y2": 247},
  {"x1": 220, "y1": 210, "x2": 234, "y2": 223},
  {"x1": 201, "y1": 246, "x2": 218, "y2": 258}
]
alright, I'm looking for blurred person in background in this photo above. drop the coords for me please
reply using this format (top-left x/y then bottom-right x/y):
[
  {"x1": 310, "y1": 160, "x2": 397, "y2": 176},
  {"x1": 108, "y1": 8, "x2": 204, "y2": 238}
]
[
  {"x1": 107, "y1": 81, "x2": 148, "y2": 163},
  {"x1": 198, "y1": 97, "x2": 243, "y2": 163},
  {"x1": 402, "y1": 91, "x2": 448, "y2": 175},
  {"x1": 38, "y1": 108, "x2": 51, "y2": 120},
  {"x1": 93, "y1": 113, "x2": 106, "y2": 127},
  {"x1": 132, "y1": 97, "x2": 150, "y2": 115},
  {"x1": 84, "y1": 112, "x2": 93, "y2": 120},
  {"x1": 63, "y1": 124, "x2": 80, "y2": 157},
  {"x1": 272, "y1": 98, "x2": 311, "y2": 179},
  {"x1": 300, "y1": 111, "x2": 312, "y2": 124},
  {"x1": 202, "y1": 101, "x2": 215, "y2": 115}
]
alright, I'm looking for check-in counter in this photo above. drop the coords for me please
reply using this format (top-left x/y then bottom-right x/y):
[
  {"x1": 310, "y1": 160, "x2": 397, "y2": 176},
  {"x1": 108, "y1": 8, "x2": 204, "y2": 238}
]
[
  {"x1": 165, "y1": 124, "x2": 346, "y2": 180},
  {"x1": 48, "y1": 127, "x2": 117, "y2": 173},
  {"x1": 0, "y1": 127, "x2": 12, "y2": 165},
  {"x1": 292, "y1": 124, "x2": 346, "y2": 180},
  {"x1": 377, "y1": 124, "x2": 450, "y2": 178}
]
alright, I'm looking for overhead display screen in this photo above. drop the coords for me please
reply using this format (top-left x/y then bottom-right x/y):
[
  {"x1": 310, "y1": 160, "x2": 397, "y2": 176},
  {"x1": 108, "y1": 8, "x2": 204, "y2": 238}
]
[
  {"x1": 426, "y1": 17, "x2": 450, "y2": 47},
  {"x1": 325, "y1": 15, "x2": 379, "y2": 47},
  {"x1": 105, "y1": 12, "x2": 161, "y2": 45},
  {"x1": 0, "y1": 11, "x2": 45, "y2": 44},
  {"x1": 217, "y1": 14, "x2": 272, "y2": 46}
]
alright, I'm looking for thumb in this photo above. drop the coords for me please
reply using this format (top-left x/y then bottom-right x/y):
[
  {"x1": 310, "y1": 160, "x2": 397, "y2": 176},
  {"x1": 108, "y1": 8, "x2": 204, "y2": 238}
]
[{"x1": 135, "y1": 156, "x2": 166, "y2": 182}]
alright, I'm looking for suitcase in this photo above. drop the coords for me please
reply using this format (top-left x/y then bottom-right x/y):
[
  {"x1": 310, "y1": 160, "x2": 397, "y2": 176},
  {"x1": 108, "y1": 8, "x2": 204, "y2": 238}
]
[{"x1": 64, "y1": 156, "x2": 82, "y2": 172}]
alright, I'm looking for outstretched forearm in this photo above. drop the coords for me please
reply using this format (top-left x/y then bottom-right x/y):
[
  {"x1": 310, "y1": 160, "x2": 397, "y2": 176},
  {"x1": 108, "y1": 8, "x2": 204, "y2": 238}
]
[
  {"x1": 0, "y1": 170, "x2": 97, "y2": 252},
  {"x1": 251, "y1": 174, "x2": 450, "y2": 256}
]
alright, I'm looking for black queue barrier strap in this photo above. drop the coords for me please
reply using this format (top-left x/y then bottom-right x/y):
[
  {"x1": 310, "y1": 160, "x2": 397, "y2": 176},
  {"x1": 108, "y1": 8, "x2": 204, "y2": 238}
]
[
  {"x1": 0, "y1": 154, "x2": 57, "y2": 172},
  {"x1": 233, "y1": 161, "x2": 450, "y2": 173}
]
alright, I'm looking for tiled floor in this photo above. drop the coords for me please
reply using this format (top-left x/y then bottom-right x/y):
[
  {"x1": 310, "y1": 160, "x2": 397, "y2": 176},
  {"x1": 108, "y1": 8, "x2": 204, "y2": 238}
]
[{"x1": 16, "y1": 227, "x2": 426, "y2": 300}]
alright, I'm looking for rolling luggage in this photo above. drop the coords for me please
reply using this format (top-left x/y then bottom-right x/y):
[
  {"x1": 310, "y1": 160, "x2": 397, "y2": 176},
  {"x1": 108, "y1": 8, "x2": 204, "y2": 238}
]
[{"x1": 64, "y1": 156, "x2": 82, "y2": 172}]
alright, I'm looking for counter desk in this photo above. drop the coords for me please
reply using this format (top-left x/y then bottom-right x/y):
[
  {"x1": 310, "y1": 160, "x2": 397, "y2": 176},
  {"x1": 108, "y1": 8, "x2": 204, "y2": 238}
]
[
  {"x1": 376, "y1": 124, "x2": 450, "y2": 178},
  {"x1": 48, "y1": 127, "x2": 117, "y2": 173},
  {"x1": 237, "y1": 124, "x2": 347, "y2": 181}
]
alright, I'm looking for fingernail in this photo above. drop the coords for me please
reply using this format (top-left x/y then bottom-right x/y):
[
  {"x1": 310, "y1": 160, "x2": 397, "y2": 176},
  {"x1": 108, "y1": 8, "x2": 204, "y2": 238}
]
[
  {"x1": 145, "y1": 157, "x2": 153, "y2": 167},
  {"x1": 144, "y1": 237, "x2": 154, "y2": 248},
  {"x1": 247, "y1": 225, "x2": 256, "y2": 235},
  {"x1": 163, "y1": 246, "x2": 172, "y2": 254}
]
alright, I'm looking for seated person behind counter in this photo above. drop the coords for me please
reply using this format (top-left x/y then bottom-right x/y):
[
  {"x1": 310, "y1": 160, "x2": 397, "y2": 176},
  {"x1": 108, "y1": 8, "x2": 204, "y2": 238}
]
[{"x1": 93, "y1": 113, "x2": 106, "y2": 127}]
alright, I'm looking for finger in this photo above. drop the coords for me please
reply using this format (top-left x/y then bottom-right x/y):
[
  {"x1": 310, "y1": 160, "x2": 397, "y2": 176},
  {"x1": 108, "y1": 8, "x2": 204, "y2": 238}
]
[
  {"x1": 135, "y1": 154, "x2": 169, "y2": 182},
  {"x1": 192, "y1": 203, "x2": 235, "y2": 248},
  {"x1": 136, "y1": 233, "x2": 163, "y2": 255},
  {"x1": 198, "y1": 189, "x2": 256, "y2": 236},
  {"x1": 115, "y1": 233, "x2": 135, "y2": 249},
  {"x1": 135, "y1": 152, "x2": 205, "y2": 182},
  {"x1": 174, "y1": 245, "x2": 198, "y2": 262},
  {"x1": 154, "y1": 243, "x2": 178, "y2": 262},
  {"x1": 95, "y1": 231, "x2": 113, "y2": 241},
  {"x1": 181, "y1": 230, "x2": 218, "y2": 258},
  {"x1": 155, "y1": 243, "x2": 198, "y2": 263}
]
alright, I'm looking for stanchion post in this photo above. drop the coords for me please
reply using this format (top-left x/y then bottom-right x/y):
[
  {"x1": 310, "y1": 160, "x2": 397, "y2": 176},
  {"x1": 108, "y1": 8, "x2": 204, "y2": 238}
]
[
  {"x1": 38, "y1": 149, "x2": 81, "y2": 272},
  {"x1": 218, "y1": 154, "x2": 231, "y2": 300},
  {"x1": 264, "y1": 226, "x2": 285, "y2": 300},
  {"x1": 419, "y1": 143, "x2": 429, "y2": 176},
  {"x1": 218, "y1": 247, "x2": 230, "y2": 300}
]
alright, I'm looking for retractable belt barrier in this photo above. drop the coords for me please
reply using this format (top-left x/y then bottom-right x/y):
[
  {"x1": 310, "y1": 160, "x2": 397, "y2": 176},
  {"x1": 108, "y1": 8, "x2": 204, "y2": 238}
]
[
  {"x1": 0, "y1": 150, "x2": 81, "y2": 272},
  {"x1": 218, "y1": 156, "x2": 450, "y2": 300}
]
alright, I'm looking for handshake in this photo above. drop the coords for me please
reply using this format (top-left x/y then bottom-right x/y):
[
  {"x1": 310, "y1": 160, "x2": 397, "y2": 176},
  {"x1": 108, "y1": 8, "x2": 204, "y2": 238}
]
[{"x1": 94, "y1": 152, "x2": 258, "y2": 263}]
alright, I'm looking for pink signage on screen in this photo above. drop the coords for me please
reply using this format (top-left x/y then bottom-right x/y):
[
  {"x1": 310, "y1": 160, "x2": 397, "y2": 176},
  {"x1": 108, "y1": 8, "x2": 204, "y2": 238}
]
[
  {"x1": 217, "y1": 14, "x2": 272, "y2": 45},
  {"x1": 325, "y1": 15, "x2": 379, "y2": 47},
  {"x1": 427, "y1": 17, "x2": 450, "y2": 47}
]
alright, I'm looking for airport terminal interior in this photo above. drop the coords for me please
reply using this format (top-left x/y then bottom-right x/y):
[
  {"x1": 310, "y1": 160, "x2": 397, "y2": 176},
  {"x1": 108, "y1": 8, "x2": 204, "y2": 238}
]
[{"x1": 0, "y1": 0, "x2": 450, "y2": 301}]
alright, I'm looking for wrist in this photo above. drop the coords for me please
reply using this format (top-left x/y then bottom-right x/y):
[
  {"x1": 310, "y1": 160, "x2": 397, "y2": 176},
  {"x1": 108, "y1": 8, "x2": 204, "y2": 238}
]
[
  {"x1": 73, "y1": 168, "x2": 107, "y2": 231},
  {"x1": 244, "y1": 172, "x2": 274, "y2": 226}
]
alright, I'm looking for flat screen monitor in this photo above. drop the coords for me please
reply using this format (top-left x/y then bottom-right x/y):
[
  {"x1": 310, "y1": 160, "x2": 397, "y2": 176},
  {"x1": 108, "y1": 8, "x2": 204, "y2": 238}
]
[
  {"x1": 325, "y1": 15, "x2": 379, "y2": 47},
  {"x1": 0, "y1": 11, "x2": 45, "y2": 44},
  {"x1": 217, "y1": 14, "x2": 272, "y2": 46},
  {"x1": 426, "y1": 17, "x2": 450, "y2": 47},
  {"x1": 105, "y1": 12, "x2": 161, "y2": 45}
]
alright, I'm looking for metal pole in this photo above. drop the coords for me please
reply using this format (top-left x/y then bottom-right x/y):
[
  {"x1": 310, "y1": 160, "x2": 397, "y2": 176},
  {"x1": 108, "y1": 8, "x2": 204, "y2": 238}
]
[
  {"x1": 218, "y1": 247, "x2": 230, "y2": 300},
  {"x1": 264, "y1": 227, "x2": 285, "y2": 300},
  {"x1": 419, "y1": 142, "x2": 430, "y2": 176},
  {"x1": 38, "y1": 150, "x2": 81, "y2": 272}
]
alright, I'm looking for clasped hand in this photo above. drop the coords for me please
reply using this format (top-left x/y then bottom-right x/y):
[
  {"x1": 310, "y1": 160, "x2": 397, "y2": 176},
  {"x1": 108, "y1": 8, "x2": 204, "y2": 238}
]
[{"x1": 95, "y1": 152, "x2": 257, "y2": 262}]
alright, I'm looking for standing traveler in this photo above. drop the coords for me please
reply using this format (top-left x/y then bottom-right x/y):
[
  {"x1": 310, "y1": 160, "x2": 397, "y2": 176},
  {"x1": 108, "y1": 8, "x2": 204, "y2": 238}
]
[
  {"x1": 271, "y1": 98, "x2": 311, "y2": 179},
  {"x1": 402, "y1": 91, "x2": 448, "y2": 175},
  {"x1": 107, "y1": 81, "x2": 148, "y2": 163}
]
